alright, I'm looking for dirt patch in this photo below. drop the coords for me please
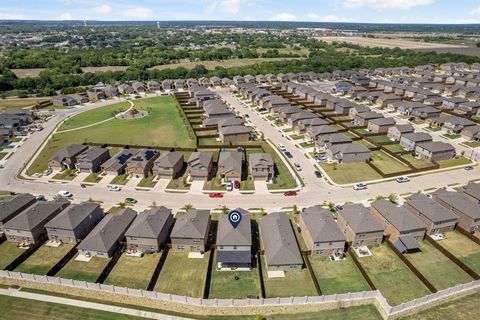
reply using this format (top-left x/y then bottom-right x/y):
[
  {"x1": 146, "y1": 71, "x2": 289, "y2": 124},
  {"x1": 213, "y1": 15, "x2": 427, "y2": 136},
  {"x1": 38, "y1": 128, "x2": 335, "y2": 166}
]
[
  {"x1": 319, "y1": 37, "x2": 468, "y2": 50},
  {"x1": 11, "y1": 69, "x2": 45, "y2": 78},
  {"x1": 81, "y1": 66, "x2": 129, "y2": 73}
]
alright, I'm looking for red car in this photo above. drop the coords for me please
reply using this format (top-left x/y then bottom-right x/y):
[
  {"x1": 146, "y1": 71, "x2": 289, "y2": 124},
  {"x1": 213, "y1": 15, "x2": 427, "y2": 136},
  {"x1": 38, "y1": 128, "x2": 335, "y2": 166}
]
[
  {"x1": 234, "y1": 180, "x2": 240, "y2": 189},
  {"x1": 209, "y1": 192, "x2": 224, "y2": 198},
  {"x1": 284, "y1": 191, "x2": 297, "y2": 196}
]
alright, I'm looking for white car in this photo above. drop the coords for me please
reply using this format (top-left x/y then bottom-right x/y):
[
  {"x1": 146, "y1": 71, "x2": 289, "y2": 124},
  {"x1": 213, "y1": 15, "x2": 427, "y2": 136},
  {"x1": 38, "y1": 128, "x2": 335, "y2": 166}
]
[
  {"x1": 108, "y1": 185, "x2": 121, "y2": 192},
  {"x1": 294, "y1": 163, "x2": 302, "y2": 171},
  {"x1": 277, "y1": 143, "x2": 286, "y2": 152},
  {"x1": 396, "y1": 176, "x2": 410, "y2": 183},
  {"x1": 353, "y1": 183, "x2": 368, "y2": 191},
  {"x1": 43, "y1": 168, "x2": 53, "y2": 176},
  {"x1": 58, "y1": 190, "x2": 72, "y2": 197},
  {"x1": 226, "y1": 181, "x2": 233, "y2": 191}
]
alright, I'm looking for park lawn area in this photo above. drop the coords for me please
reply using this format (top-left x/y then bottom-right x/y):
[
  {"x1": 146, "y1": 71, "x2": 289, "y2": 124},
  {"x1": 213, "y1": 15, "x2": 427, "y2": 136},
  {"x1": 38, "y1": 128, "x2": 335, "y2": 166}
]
[
  {"x1": 0, "y1": 241, "x2": 25, "y2": 269},
  {"x1": 401, "y1": 154, "x2": 433, "y2": 169},
  {"x1": 27, "y1": 96, "x2": 196, "y2": 175},
  {"x1": 405, "y1": 241, "x2": 472, "y2": 290},
  {"x1": 154, "y1": 251, "x2": 210, "y2": 297},
  {"x1": 83, "y1": 172, "x2": 102, "y2": 183},
  {"x1": 368, "y1": 135, "x2": 393, "y2": 144},
  {"x1": 56, "y1": 253, "x2": 110, "y2": 282},
  {"x1": 383, "y1": 144, "x2": 405, "y2": 153},
  {"x1": 110, "y1": 174, "x2": 129, "y2": 185},
  {"x1": 309, "y1": 256, "x2": 370, "y2": 295},
  {"x1": 437, "y1": 231, "x2": 480, "y2": 274},
  {"x1": 137, "y1": 175, "x2": 157, "y2": 188},
  {"x1": 359, "y1": 244, "x2": 431, "y2": 306},
  {"x1": 208, "y1": 254, "x2": 261, "y2": 299},
  {"x1": 437, "y1": 156, "x2": 472, "y2": 169},
  {"x1": 60, "y1": 101, "x2": 129, "y2": 131},
  {"x1": 261, "y1": 142, "x2": 296, "y2": 190},
  {"x1": 463, "y1": 140, "x2": 480, "y2": 148},
  {"x1": 14, "y1": 243, "x2": 74, "y2": 275},
  {"x1": 320, "y1": 162, "x2": 382, "y2": 184},
  {"x1": 104, "y1": 253, "x2": 160, "y2": 289},
  {"x1": 260, "y1": 256, "x2": 317, "y2": 298},
  {"x1": 370, "y1": 150, "x2": 410, "y2": 174},
  {"x1": 267, "y1": 305, "x2": 382, "y2": 320}
]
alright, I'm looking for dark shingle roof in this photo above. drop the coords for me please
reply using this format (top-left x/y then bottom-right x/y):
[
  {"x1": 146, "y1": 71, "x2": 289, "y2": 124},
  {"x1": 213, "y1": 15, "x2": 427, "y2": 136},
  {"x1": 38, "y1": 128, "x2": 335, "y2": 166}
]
[
  {"x1": 216, "y1": 208, "x2": 251, "y2": 246},
  {"x1": 125, "y1": 207, "x2": 173, "y2": 239},
  {"x1": 300, "y1": 206, "x2": 345, "y2": 243},
  {"x1": 45, "y1": 202, "x2": 102, "y2": 230},
  {"x1": 171, "y1": 209, "x2": 210, "y2": 239}
]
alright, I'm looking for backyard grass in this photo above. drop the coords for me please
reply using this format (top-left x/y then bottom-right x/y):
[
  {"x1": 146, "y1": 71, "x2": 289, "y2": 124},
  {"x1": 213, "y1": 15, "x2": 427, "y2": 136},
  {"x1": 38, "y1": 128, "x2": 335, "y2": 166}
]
[
  {"x1": 261, "y1": 256, "x2": 317, "y2": 298},
  {"x1": 56, "y1": 254, "x2": 110, "y2": 282},
  {"x1": 358, "y1": 244, "x2": 431, "y2": 306},
  {"x1": 405, "y1": 241, "x2": 472, "y2": 290},
  {"x1": 83, "y1": 172, "x2": 102, "y2": 183},
  {"x1": 383, "y1": 144, "x2": 405, "y2": 153},
  {"x1": 0, "y1": 241, "x2": 25, "y2": 270},
  {"x1": 437, "y1": 231, "x2": 480, "y2": 274},
  {"x1": 355, "y1": 139, "x2": 376, "y2": 149},
  {"x1": 437, "y1": 156, "x2": 472, "y2": 169},
  {"x1": 368, "y1": 135, "x2": 393, "y2": 144},
  {"x1": 320, "y1": 162, "x2": 383, "y2": 184},
  {"x1": 370, "y1": 150, "x2": 410, "y2": 174},
  {"x1": 154, "y1": 251, "x2": 210, "y2": 297},
  {"x1": 110, "y1": 174, "x2": 129, "y2": 185},
  {"x1": 14, "y1": 244, "x2": 74, "y2": 275},
  {"x1": 401, "y1": 154, "x2": 433, "y2": 169},
  {"x1": 27, "y1": 96, "x2": 196, "y2": 175},
  {"x1": 104, "y1": 253, "x2": 160, "y2": 289},
  {"x1": 137, "y1": 175, "x2": 157, "y2": 188},
  {"x1": 261, "y1": 142, "x2": 297, "y2": 190},
  {"x1": 309, "y1": 256, "x2": 371, "y2": 295}
]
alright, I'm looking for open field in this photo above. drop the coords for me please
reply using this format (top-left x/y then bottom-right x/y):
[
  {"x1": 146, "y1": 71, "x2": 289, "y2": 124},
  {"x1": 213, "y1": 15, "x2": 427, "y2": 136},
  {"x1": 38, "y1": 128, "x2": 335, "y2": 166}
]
[
  {"x1": 81, "y1": 66, "x2": 129, "y2": 73},
  {"x1": 320, "y1": 162, "x2": 382, "y2": 184},
  {"x1": 208, "y1": 260, "x2": 262, "y2": 299},
  {"x1": 10, "y1": 68, "x2": 46, "y2": 78},
  {"x1": 320, "y1": 36, "x2": 468, "y2": 49},
  {"x1": 405, "y1": 241, "x2": 472, "y2": 290},
  {"x1": 56, "y1": 254, "x2": 110, "y2": 283},
  {"x1": 104, "y1": 253, "x2": 160, "y2": 289},
  {"x1": 437, "y1": 231, "x2": 480, "y2": 274},
  {"x1": 154, "y1": 251, "x2": 210, "y2": 298},
  {"x1": 0, "y1": 242, "x2": 24, "y2": 270},
  {"x1": 0, "y1": 98, "x2": 49, "y2": 110},
  {"x1": 415, "y1": 47, "x2": 480, "y2": 56},
  {"x1": 14, "y1": 243, "x2": 74, "y2": 275},
  {"x1": 370, "y1": 150, "x2": 410, "y2": 174},
  {"x1": 359, "y1": 244, "x2": 431, "y2": 306}
]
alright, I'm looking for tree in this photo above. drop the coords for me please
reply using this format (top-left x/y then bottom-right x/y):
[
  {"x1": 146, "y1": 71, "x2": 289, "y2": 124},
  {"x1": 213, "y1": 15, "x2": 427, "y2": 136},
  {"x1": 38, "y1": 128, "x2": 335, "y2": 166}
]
[
  {"x1": 328, "y1": 202, "x2": 336, "y2": 213},
  {"x1": 388, "y1": 193, "x2": 398, "y2": 204},
  {"x1": 184, "y1": 204, "x2": 193, "y2": 211},
  {"x1": 292, "y1": 205, "x2": 299, "y2": 215},
  {"x1": 375, "y1": 195, "x2": 385, "y2": 201},
  {"x1": 221, "y1": 206, "x2": 229, "y2": 214}
]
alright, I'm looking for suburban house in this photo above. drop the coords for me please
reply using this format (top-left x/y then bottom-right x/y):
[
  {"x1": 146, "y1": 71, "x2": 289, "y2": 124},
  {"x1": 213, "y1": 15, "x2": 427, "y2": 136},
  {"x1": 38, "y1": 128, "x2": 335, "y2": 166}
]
[
  {"x1": 219, "y1": 125, "x2": 252, "y2": 144},
  {"x1": 87, "y1": 88, "x2": 106, "y2": 101},
  {"x1": 217, "y1": 117, "x2": 243, "y2": 131},
  {"x1": 316, "y1": 133, "x2": 352, "y2": 150},
  {"x1": 77, "y1": 208, "x2": 136, "y2": 258},
  {"x1": 248, "y1": 153, "x2": 274, "y2": 181},
  {"x1": 117, "y1": 84, "x2": 134, "y2": 95},
  {"x1": 75, "y1": 147, "x2": 110, "y2": 173},
  {"x1": 45, "y1": 202, "x2": 105, "y2": 244},
  {"x1": 298, "y1": 206, "x2": 346, "y2": 257},
  {"x1": 216, "y1": 208, "x2": 252, "y2": 270},
  {"x1": 294, "y1": 117, "x2": 329, "y2": 134},
  {"x1": 399, "y1": 133, "x2": 433, "y2": 151},
  {"x1": 432, "y1": 189, "x2": 480, "y2": 233},
  {"x1": 217, "y1": 151, "x2": 242, "y2": 182},
  {"x1": 367, "y1": 117, "x2": 396, "y2": 134},
  {"x1": 405, "y1": 193, "x2": 458, "y2": 235},
  {"x1": 187, "y1": 152, "x2": 213, "y2": 181},
  {"x1": 125, "y1": 207, "x2": 174, "y2": 253},
  {"x1": 101, "y1": 149, "x2": 136, "y2": 175},
  {"x1": 306, "y1": 125, "x2": 338, "y2": 141},
  {"x1": 414, "y1": 141, "x2": 455, "y2": 162},
  {"x1": 48, "y1": 144, "x2": 89, "y2": 171},
  {"x1": 4, "y1": 199, "x2": 70, "y2": 245},
  {"x1": 411, "y1": 107, "x2": 441, "y2": 120},
  {"x1": 326, "y1": 143, "x2": 371, "y2": 163},
  {"x1": 336, "y1": 204, "x2": 385, "y2": 247},
  {"x1": 0, "y1": 194, "x2": 36, "y2": 235},
  {"x1": 125, "y1": 149, "x2": 160, "y2": 178},
  {"x1": 462, "y1": 182, "x2": 480, "y2": 203},
  {"x1": 147, "y1": 80, "x2": 161, "y2": 91},
  {"x1": 260, "y1": 212, "x2": 303, "y2": 271},
  {"x1": 287, "y1": 112, "x2": 317, "y2": 128},
  {"x1": 353, "y1": 112, "x2": 384, "y2": 126},
  {"x1": 370, "y1": 200, "x2": 426, "y2": 253},
  {"x1": 170, "y1": 209, "x2": 211, "y2": 253},
  {"x1": 387, "y1": 125, "x2": 415, "y2": 141},
  {"x1": 153, "y1": 152, "x2": 184, "y2": 179}
]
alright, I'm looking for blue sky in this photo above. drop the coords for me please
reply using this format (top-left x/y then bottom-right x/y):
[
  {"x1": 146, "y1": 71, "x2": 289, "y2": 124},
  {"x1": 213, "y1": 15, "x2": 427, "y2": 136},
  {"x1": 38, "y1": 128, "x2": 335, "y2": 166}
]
[{"x1": 1, "y1": 0, "x2": 480, "y2": 24}]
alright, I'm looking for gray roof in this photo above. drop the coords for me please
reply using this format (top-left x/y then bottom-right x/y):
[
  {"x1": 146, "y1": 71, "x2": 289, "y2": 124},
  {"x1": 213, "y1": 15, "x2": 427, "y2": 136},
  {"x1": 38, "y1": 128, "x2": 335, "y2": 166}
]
[
  {"x1": 125, "y1": 207, "x2": 173, "y2": 239},
  {"x1": 49, "y1": 144, "x2": 88, "y2": 162},
  {"x1": 369, "y1": 117, "x2": 396, "y2": 126},
  {"x1": 127, "y1": 149, "x2": 158, "y2": 168},
  {"x1": 338, "y1": 204, "x2": 384, "y2": 233},
  {"x1": 217, "y1": 251, "x2": 251, "y2": 264},
  {"x1": 0, "y1": 194, "x2": 36, "y2": 223},
  {"x1": 401, "y1": 132, "x2": 433, "y2": 142},
  {"x1": 371, "y1": 200, "x2": 426, "y2": 232},
  {"x1": 328, "y1": 143, "x2": 370, "y2": 155},
  {"x1": 154, "y1": 152, "x2": 183, "y2": 168},
  {"x1": 249, "y1": 153, "x2": 273, "y2": 168},
  {"x1": 101, "y1": 149, "x2": 137, "y2": 171},
  {"x1": 390, "y1": 124, "x2": 415, "y2": 133},
  {"x1": 171, "y1": 209, "x2": 210, "y2": 239},
  {"x1": 45, "y1": 202, "x2": 103, "y2": 230},
  {"x1": 462, "y1": 182, "x2": 480, "y2": 202},
  {"x1": 260, "y1": 212, "x2": 303, "y2": 266},
  {"x1": 216, "y1": 208, "x2": 252, "y2": 246},
  {"x1": 77, "y1": 147, "x2": 109, "y2": 161},
  {"x1": 187, "y1": 152, "x2": 213, "y2": 169},
  {"x1": 300, "y1": 206, "x2": 345, "y2": 243},
  {"x1": 433, "y1": 189, "x2": 480, "y2": 220},
  {"x1": 77, "y1": 208, "x2": 137, "y2": 252},
  {"x1": 218, "y1": 117, "x2": 243, "y2": 128},
  {"x1": 406, "y1": 193, "x2": 458, "y2": 223},
  {"x1": 356, "y1": 111, "x2": 384, "y2": 120},
  {"x1": 219, "y1": 125, "x2": 252, "y2": 135},
  {"x1": 416, "y1": 141, "x2": 455, "y2": 153},
  {"x1": 218, "y1": 152, "x2": 242, "y2": 174},
  {"x1": 5, "y1": 199, "x2": 70, "y2": 231}
]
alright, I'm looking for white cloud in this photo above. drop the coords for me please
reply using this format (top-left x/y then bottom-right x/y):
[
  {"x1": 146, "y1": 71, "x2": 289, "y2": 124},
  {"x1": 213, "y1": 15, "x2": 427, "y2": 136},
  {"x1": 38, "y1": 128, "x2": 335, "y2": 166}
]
[
  {"x1": 121, "y1": 7, "x2": 154, "y2": 19},
  {"x1": 342, "y1": 0, "x2": 434, "y2": 10},
  {"x1": 0, "y1": 13, "x2": 25, "y2": 19},
  {"x1": 206, "y1": 0, "x2": 242, "y2": 15},
  {"x1": 471, "y1": 6, "x2": 480, "y2": 15},
  {"x1": 92, "y1": 4, "x2": 112, "y2": 15},
  {"x1": 57, "y1": 12, "x2": 73, "y2": 20},
  {"x1": 270, "y1": 12, "x2": 296, "y2": 21},
  {"x1": 305, "y1": 13, "x2": 351, "y2": 22}
]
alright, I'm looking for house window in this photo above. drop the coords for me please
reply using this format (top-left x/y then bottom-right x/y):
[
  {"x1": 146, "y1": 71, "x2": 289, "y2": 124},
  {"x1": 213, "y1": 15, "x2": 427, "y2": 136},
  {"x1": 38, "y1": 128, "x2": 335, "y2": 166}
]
[
  {"x1": 192, "y1": 239, "x2": 200, "y2": 244},
  {"x1": 177, "y1": 245, "x2": 185, "y2": 250},
  {"x1": 219, "y1": 246, "x2": 224, "y2": 250}
]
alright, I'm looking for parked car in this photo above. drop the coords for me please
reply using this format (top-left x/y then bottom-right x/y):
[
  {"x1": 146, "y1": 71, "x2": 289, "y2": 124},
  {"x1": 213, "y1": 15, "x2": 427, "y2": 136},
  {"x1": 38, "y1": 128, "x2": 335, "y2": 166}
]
[
  {"x1": 43, "y1": 169, "x2": 52, "y2": 176},
  {"x1": 314, "y1": 171, "x2": 322, "y2": 178},
  {"x1": 80, "y1": 184, "x2": 86, "y2": 188},
  {"x1": 316, "y1": 156, "x2": 327, "y2": 163},
  {"x1": 335, "y1": 204, "x2": 344, "y2": 211},
  {"x1": 284, "y1": 151, "x2": 293, "y2": 158},
  {"x1": 234, "y1": 180, "x2": 240, "y2": 189},
  {"x1": 277, "y1": 143, "x2": 286, "y2": 152},
  {"x1": 209, "y1": 192, "x2": 224, "y2": 198},
  {"x1": 36, "y1": 195, "x2": 46, "y2": 201},
  {"x1": 464, "y1": 166, "x2": 474, "y2": 171},
  {"x1": 125, "y1": 198, "x2": 137, "y2": 204},
  {"x1": 353, "y1": 183, "x2": 367, "y2": 191},
  {"x1": 396, "y1": 176, "x2": 410, "y2": 183},
  {"x1": 294, "y1": 163, "x2": 302, "y2": 171},
  {"x1": 284, "y1": 191, "x2": 297, "y2": 196},
  {"x1": 58, "y1": 190, "x2": 72, "y2": 198},
  {"x1": 226, "y1": 181, "x2": 233, "y2": 191},
  {"x1": 108, "y1": 185, "x2": 121, "y2": 192}
]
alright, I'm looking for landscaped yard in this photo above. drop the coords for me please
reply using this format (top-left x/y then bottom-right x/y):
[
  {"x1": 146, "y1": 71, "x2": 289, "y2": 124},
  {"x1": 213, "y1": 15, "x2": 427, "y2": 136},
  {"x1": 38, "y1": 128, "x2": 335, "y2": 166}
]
[
  {"x1": 0, "y1": 241, "x2": 25, "y2": 269},
  {"x1": 289, "y1": 134, "x2": 304, "y2": 140},
  {"x1": 261, "y1": 142, "x2": 297, "y2": 190},
  {"x1": 358, "y1": 244, "x2": 431, "y2": 306},
  {"x1": 137, "y1": 175, "x2": 157, "y2": 188},
  {"x1": 370, "y1": 150, "x2": 410, "y2": 174},
  {"x1": 154, "y1": 251, "x2": 210, "y2": 297},
  {"x1": 401, "y1": 154, "x2": 433, "y2": 169},
  {"x1": 368, "y1": 135, "x2": 394, "y2": 144},
  {"x1": 27, "y1": 96, "x2": 196, "y2": 175},
  {"x1": 14, "y1": 243, "x2": 74, "y2": 275},
  {"x1": 83, "y1": 172, "x2": 103, "y2": 183},
  {"x1": 56, "y1": 254, "x2": 110, "y2": 282},
  {"x1": 441, "y1": 133, "x2": 461, "y2": 140},
  {"x1": 309, "y1": 256, "x2": 370, "y2": 295},
  {"x1": 463, "y1": 141, "x2": 480, "y2": 148},
  {"x1": 51, "y1": 170, "x2": 77, "y2": 181},
  {"x1": 383, "y1": 144, "x2": 405, "y2": 153},
  {"x1": 104, "y1": 253, "x2": 161, "y2": 289},
  {"x1": 110, "y1": 174, "x2": 129, "y2": 185},
  {"x1": 299, "y1": 142, "x2": 315, "y2": 148},
  {"x1": 437, "y1": 156, "x2": 472, "y2": 169},
  {"x1": 405, "y1": 241, "x2": 472, "y2": 290},
  {"x1": 437, "y1": 231, "x2": 480, "y2": 274},
  {"x1": 321, "y1": 162, "x2": 383, "y2": 184},
  {"x1": 261, "y1": 256, "x2": 317, "y2": 298}
]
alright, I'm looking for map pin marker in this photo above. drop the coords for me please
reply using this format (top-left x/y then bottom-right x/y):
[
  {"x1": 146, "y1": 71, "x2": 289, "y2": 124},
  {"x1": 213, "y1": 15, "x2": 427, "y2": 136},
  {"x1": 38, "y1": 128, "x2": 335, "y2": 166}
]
[{"x1": 228, "y1": 210, "x2": 242, "y2": 229}]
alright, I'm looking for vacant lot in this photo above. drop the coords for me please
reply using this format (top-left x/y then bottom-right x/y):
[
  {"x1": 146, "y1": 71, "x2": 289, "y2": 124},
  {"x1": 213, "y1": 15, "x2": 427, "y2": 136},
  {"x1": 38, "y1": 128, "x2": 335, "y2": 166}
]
[
  {"x1": 321, "y1": 162, "x2": 382, "y2": 184},
  {"x1": 208, "y1": 260, "x2": 261, "y2": 299},
  {"x1": 154, "y1": 251, "x2": 210, "y2": 298},
  {"x1": 10, "y1": 68, "x2": 46, "y2": 78},
  {"x1": 104, "y1": 253, "x2": 160, "y2": 289},
  {"x1": 0, "y1": 242, "x2": 24, "y2": 269},
  {"x1": 405, "y1": 241, "x2": 472, "y2": 290},
  {"x1": 320, "y1": 36, "x2": 467, "y2": 49},
  {"x1": 309, "y1": 256, "x2": 370, "y2": 295},
  {"x1": 56, "y1": 254, "x2": 110, "y2": 282},
  {"x1": 15, "y1": 244, "x2": 74, "y2": 275},
  {"x1": 0, "y1": 98, "x2": 49, "y2": 111},
  {"x1": 359, "y1": 244, "x2": 431, "y2": 306},
  {"x1": 438, "y1": 231, "x2": 480, "y2": 274},
  {"x1": 370, "y1": 151, "x2": 410, "y2": 174}
]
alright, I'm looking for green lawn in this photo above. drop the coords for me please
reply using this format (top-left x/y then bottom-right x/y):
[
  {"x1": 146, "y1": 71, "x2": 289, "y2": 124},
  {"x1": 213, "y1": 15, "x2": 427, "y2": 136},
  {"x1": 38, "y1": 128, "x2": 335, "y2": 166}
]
[
  {"x1": 359, "y1": 244, "x2": 431, "y2": 306},
  {"x1": 154, "y1": 251, "x2": 210, "y2": 298},
  {"x1": 0, "y1": 153, "x2": 7, "y2": 160},
  {"x1": 56, "y1": 254, "x2": 110, "y2": 283},
  {"x1": 368, "y1": 135, "x2": 393, "y2": 144},
  {"x1": 137, "y1": 175, "x2": 157, "y2": 188},
  {"x1": 0, "y1": 241, "x2": 24, "y2": 270},
  {"x1": 401, "y1": 154, "x2": 433, "y2": 169},
  {"x1": 320, "y1": 162, "x2": 382, "y2": 184},
  {"x1": 104, "y1": 253, "x2": 160, "y2": 289},
  {"x1": 383, "y1": 144, "x2": 405, "y2": 153},
  {"x1": 289, "y1": 134, "x2": 304, "y2": 140},
  {"x1": 370, "y1": 150, "x2": 410, "y2": 174},
  {"x1": 437, "y1": 231, "x2": 480, "y2": 274},
  {"x1": 405, "y1": 241, "x2": 472, "y2": 290},
  {"x1": 110, "y1": 174, "x2": 129, "y2": 185},
  {"x1": 84, "y1": 173, "x2": 103, "y2": 183},
  {"x1": 299, "y1": 142, "x2": 315, "y2": 148},
  {"x1": 355, "y1": 139, "x2": 376, "y2": 149},
  {"x1": 261, "y1": 256, "x2": 317, "y2": 298},
  {"x1": 437, "y1": 156, "x2": 472, "y2": 169},
  {"x1": 52, "y1": 170, "x2": 77, "y2": 181},
  {"x1": 463, "y1": 141, "x2": 480, "y2": 148},
  {"x1": 27, "y1": 96, "x2": 196, "y2": 175},
  {"x1": 14, "y1": 244, "x2": 74, "y2": 275},
  {"x1": 261, "y1": 142, "x2": 297, "y2": 190},
  {"x1": 441, "y1": 133, "x2": 461, "y2": 140}
]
